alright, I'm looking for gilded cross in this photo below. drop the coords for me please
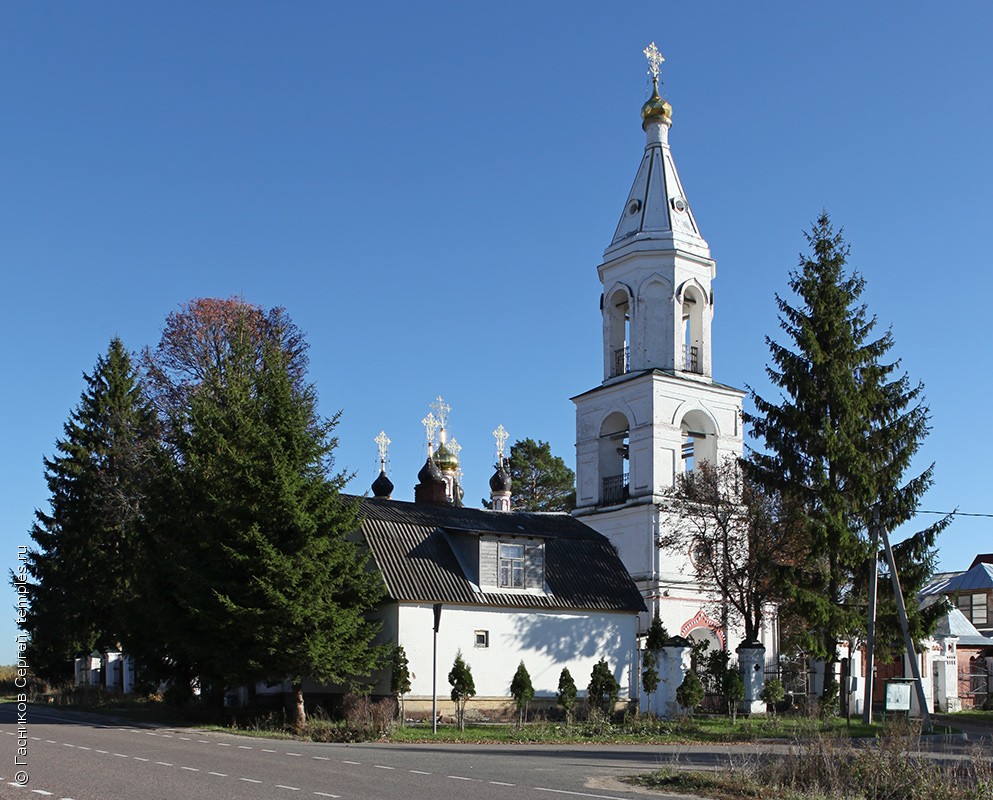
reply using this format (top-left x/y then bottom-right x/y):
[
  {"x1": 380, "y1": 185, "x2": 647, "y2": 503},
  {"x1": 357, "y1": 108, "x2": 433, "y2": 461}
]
[
  {"x1": 643, "y1": 41, "x2": 665, "y2": 79},
  {"x1": 448, "y1": 436, "x2": 462, "y2": 460},
  {"x1": 422, "y1": 412, "x2": 440, "y2": 445},
  {"x1": 374, "y1": 430, "x2": 391, "y2": 467},
  {"x1": 493, "y1": 424, "x2": 509, "y2": 460},
  {"x1": 430, "y1": 395, "x2": 451, "y2": 429}
]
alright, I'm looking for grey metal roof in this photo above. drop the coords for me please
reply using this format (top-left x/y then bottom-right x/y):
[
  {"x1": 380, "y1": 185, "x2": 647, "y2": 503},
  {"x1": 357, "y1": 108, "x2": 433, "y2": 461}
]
[
  {"x1": 921, "y1": 562, "x2": 993, "y2": 596},
  {"x1": 933, "y1": 607, "x2": 993, "y2": 648},
  {"x1": 354, "y1": 496, "x2": 646, "y2": 614}
]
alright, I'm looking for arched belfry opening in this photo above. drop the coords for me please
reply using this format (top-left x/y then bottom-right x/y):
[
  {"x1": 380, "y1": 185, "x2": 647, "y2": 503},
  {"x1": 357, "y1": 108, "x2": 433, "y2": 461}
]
[
  {"x1": 604, "y1": 287, "x2": 631, "y2": 378},
  {"x1": 598, "y1": 411, "x2": 630, "y2": 505},
  {"x1": 680, "y1": 284, "x2": 706, "y2": 374},
  {"x1": 679, "y1": 409, "x2": 717, "y2": 474}
]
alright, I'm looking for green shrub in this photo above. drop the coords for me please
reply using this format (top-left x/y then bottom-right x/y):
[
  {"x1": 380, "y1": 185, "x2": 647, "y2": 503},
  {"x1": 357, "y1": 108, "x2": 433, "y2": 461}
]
[{"x1": 675, "y1": 670, "x2": 704, "y2": 714}]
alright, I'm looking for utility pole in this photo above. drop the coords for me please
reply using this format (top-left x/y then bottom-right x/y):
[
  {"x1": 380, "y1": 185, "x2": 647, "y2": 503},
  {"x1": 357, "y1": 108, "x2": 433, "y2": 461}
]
[
  {"x1": 862, "y1": 509, "x2": 880, "y2": 725},
  {"x1": 880, "y1": 526, "x2": 932, "y2": 734},
  {"x1": 432, "y1": 603, "x2": 442, "y2": 734}
]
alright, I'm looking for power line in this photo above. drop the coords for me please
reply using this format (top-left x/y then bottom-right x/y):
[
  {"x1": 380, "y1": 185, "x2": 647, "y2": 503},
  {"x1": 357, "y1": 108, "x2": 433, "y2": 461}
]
[{"x1": 917, "y1": 509, "x2": 993, "y2": 519}]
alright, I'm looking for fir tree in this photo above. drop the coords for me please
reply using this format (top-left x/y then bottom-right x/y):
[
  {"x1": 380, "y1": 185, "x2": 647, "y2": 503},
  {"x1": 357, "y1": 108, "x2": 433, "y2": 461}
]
[
  {"x1": 134, "y1": 303, "x2": 384, "y2": 726},
  {"x1": 448, "y1": 650, "x2": 476, "y2": 731},
  {"x1": 746, "y1": 213, "x2": 948, "y2": 693},
  {"x1": 645, "y1": 612, "x2": 669, "y2": 651},
  {"x1": 641, "y1": 650, "x2": 660, "y2": 708},
  {"x1": 17, "y1": 338, "x2": 159, "y2": 682},
  {"x1": 556, "y1": 667, "x2": 578, "y2": 724},
  {"x1": 675, "y1": 670, "x2": 704, "y2": 715},
  {"x1": 586, "y1": 658, "x2": 619, "y2": 716},
  {"x1": 391, "y1": 645, "x2": 412, "y2": 724},
  {"x1": 509, "y1": 661, "x2": 534, "y2": 726}
]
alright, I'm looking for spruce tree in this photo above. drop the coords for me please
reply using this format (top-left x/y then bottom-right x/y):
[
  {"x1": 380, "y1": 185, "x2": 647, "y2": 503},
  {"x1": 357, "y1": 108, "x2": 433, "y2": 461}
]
[
  {"x1": 18, "y1": 338, "x2": 159, "y2": 682},
  {"x1": 641, "y1": 650, "x2": 660, "y2": 708},
  {"x1": 645, "y1": 612, "x2": 669, "y2": 651},
  {"x1": 556, "y1": 667, "x2": 578, "y2": 724},
  {"x1": 746, "y1": 213, "x2": 948, "y2": 694},
  {"x1": 391, "y1": 645, "x2": 412, "y2": 724},
  {"x1": 586, "y1": 658, "x2": 619, "y2": 716},
  {"x1": 134, "y1": 302, "x2": 384, "y2": 725},
  {"x1": 510, "y1": 661, "x2": 534, "y2": 726},
  {"x1": 448, "y1": 650, "x2": 476, "y2": 731}
]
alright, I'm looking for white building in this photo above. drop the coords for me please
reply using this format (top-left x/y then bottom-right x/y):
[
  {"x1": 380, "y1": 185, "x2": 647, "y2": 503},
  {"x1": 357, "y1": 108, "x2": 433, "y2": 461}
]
[{"x1": 571, "y1": 52, "x2": 777, "y2": 663}]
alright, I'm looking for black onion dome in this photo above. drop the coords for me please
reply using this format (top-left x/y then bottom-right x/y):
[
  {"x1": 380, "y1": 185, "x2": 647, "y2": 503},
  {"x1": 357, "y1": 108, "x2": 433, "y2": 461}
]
[
  {"x1": 371, "y1": 469, "x2": 394, "y2": 498},
  {"x1": 417, "y1": 456, "x2": 445, "y2": 485},
  {"x1": 489, "y1": 462, "x2": 512, "y2": 493}
]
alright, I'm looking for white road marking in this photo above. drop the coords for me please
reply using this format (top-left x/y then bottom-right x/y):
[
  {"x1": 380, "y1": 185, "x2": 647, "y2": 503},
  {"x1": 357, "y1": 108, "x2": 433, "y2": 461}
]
[
  {"x1": 490, "y1": 781, "x2": 515, "y2": 786},
  {"x1": 373, "y1": 765, "x2": 394, "y2": 770},
  {"x1": 161, "y1": 734, "x2": 172, "y2": 738},
  {"x1": 217, "y1": 742, "x2": 231, "y2": 747},
  {"x1": 262, "y1": 748, "x2": 277, "y2": 753},
  {"x1": 534, "y1": 789, "x2": 630, "y2": 800},
  {"x1": 76, "y1": 747, "x2": 90, "y2": 751},
  {"x1": 179, "y1": 736, "x2": 191, "y2": 740},
  {"x1": 409, "y1": 770, "x2": 431, "y2": 775},
  {"x1": 197, "y1": 739, "x2": 210, "y2": 743},
  {"x1": 208, "y1": 772, "x2": 227, "y2": 777},
  {"x1": 95, "y1": 750, "x2": 108, "y2": 754},
  {"x1": 155, "y1": 762, "x2": 173, "y2": 767},
  {"x1": 62, "y1": 744, "x2": 74, "y2": 748},
  {"x1": 239, "y1": 778, "x2": 262, "y2": 784},
  {"x1": 133, "y1": 757, "x2": 149, "y2": 762},
  {"x1": 276, "y1": 786, "x2": 300, "y2": 791},
  {"x1": 45, "y1": 740, "x2": 56, "y2": 744},
  {"x1": 30, "y1": 736, "x2": 40, "y2": 741},
  {"x1": 145, "y1": 732, "x2": 158, "y2": 736},
  {"x1": 313, "y1": 793, "x2": 340, "y2": 798},
  {"x1": 31, "y1": 791, "x2": 53, "y2": 796},
  {"x1": 181, "y1": 767, "x2": 199, "y2": 772},
  {"x1": 448, "y1": 776, "x2": 476, "y2": 781},
  {"x1": 113, "y1": 753, "x2": 128, "y2": 758},
  {"x1": 286, "y1": 752, "x2": 303, "y2": 757},
  {"x1": 312, "y1": 756, "x2": 329, "y2": 761},
  {"x1": 238, "y1": 745, "x2": 253, "y2": 749},
  {"x1": 342, "y1": 760, "x2": 361, "y2": 765}
]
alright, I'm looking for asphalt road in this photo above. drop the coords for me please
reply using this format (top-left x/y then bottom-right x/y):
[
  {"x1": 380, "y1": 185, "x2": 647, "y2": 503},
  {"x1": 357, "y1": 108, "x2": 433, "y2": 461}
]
[{"x1": 0, "y1": 703, "x2": 988, "y2": 800}]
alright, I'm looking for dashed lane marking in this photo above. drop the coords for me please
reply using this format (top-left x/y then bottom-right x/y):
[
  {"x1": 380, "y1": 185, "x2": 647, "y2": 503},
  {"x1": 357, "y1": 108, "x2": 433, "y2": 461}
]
[
  {"x1": 533, "y1": 789, "x2": 631, "y2": 800},
  {"x1": 490, "y1": 781, "x2": 515, "y2": 786},
  {"x1": 312, "y1": 756, "x2": 329, "y2": 761},
  {"x1": 133, "y1": 757, "x2": 148, "y2": 762},
  {"x1": 448, "y1": 776, "x2": 477, "y2": 781},
  {"x1": 217, "y1": 742, "x2": 231, "y2": 747},
  {"x1": 276, "y1": 786, "x2": 300, "y2": 791},
  {"x1": 409, "y1": 770, "x2": 431, "y2": 775},
  {"x1": 313, "y1": 793, "x2": 340, "y2": 798},
  {"x1": 31, "y1": 791, "x2": 53, "y2": 796},
  {"x1": 262, "y1": 749, "x2": 276, "y2": 753},
  {"x1": 155, "y1": 762, "x2": 173, "y2": 767},
  {"x1": 239, "y1": 778, "x2": 262, "y2": 784},
  {"x1": 342, "y1": 760, "x2": 361, "y2": 765},
  {"x1": 178, "y1": 736, "x2": 191, "y2": 740},
  {"x1": 238, "y1": 745, "x2": 253, "y2": 749},
  {"x1": 208, "y1": 772, "x2": 227, "y2": 777},
  {"x1": 76, "y1": 747, "x2": 90, "y2": 751},
  {"x1": 95, "y1": 750, "x2": 108, "y2": 754},
  {"x1": 113, "y1": 753, "x2": 128, "y2": 758},
  {"x1": 285, "y1": 752, "x2": 303, "y2": 757},
  {"x1": 180, "y1": 767, "x2": 199, "y2": 772},
  {"x1": 45, "y1": 740, "x2": 55, "y2": 744},
  {"x1": 62, "y1": 744, "x2": 74, "y2": 748},
  {"x1": 373, "y1": 765, "x2": 394, "y2": 770}
]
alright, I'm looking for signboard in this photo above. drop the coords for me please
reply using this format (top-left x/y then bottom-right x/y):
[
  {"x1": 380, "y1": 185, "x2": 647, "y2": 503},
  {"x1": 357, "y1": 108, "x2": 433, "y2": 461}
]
[{"x1": 885, "y1": 681, "x2": 912, "y2": 711}]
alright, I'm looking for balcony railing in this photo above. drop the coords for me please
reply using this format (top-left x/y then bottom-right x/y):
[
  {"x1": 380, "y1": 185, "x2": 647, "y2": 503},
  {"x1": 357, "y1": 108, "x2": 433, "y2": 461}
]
[
  {"x1": 612, "y1": 346, "x2": 629, "y2": 377},
  {"x1": 683, "y1": 344, "x2": 701, "y2": 373},
  {"x1": 601, "y1": 473, "x2": 629, "y2": 506}
]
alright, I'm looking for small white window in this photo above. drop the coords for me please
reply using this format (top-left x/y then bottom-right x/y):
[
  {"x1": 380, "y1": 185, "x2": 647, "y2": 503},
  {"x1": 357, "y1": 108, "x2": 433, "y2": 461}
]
[
  {"x1": 474, "y1": 630, "x2": 489, "y2": 648},
  {"x1": 499, "y1": 543, "x2": 525, "y2": 588}
]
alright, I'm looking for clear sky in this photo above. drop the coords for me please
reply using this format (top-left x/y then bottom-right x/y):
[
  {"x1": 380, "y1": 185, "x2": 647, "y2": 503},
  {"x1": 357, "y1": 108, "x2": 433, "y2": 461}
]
[{"x1": 2, "y1": 2, "x2": 991, "y2": 665}]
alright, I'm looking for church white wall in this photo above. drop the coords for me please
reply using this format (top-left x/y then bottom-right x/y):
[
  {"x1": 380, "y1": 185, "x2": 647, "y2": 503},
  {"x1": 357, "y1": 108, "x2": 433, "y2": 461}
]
[{"x1": 396, "y1": 603, "x2": 638, "y2": 701}]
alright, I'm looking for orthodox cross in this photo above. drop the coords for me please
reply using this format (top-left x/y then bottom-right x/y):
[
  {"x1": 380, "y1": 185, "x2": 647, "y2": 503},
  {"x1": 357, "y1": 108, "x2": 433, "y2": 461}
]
[
  {"x1": 493, "y1": 424, "x2": 509, "y2": 461},
  {"x1": 422, "y1": 412, "x2": 440, "y2": 446},
  {"x1": 643, "y1": 41, "x2": 664, "y2": 79},
  {"x1": 430, "y1": 395, "x2": 451, "y2": 430},
  {"x1": 374, "y1": 430, "x2": 391, "y2": 469}
]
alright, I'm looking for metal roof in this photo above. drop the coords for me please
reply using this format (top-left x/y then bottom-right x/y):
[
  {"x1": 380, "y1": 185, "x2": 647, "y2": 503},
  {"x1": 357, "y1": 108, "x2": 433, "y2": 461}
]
[
  {"x1": 933, "y1": 607, "x2": 993, "y2": 648},
  {"x1": 921, "y1": 562, "x2": 993, "y2": 596},
  {"x1": 354, "y1": 496, "x2": 646, "y2": 613}
]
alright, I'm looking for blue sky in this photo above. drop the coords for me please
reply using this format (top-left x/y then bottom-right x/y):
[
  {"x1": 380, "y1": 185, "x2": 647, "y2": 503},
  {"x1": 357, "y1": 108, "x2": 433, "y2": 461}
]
[{"x1": 2, "y1": 3, "x2": 991, "y2": 665}]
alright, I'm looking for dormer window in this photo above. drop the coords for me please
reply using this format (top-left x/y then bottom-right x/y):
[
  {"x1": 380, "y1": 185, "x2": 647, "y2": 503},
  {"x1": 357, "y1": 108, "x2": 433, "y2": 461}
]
[
  {"x1": 499, "y1": 543, "x2": 526, "y2": 588},
  {"x1": 480, "y1": 536, "x2": 545, "y2": 591}
]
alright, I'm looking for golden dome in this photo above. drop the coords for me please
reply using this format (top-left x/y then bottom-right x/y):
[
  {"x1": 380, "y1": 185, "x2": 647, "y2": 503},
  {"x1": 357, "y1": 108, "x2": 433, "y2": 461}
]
[{"x1": 641, "y1": 77, "x2": 672, "y2": 127}]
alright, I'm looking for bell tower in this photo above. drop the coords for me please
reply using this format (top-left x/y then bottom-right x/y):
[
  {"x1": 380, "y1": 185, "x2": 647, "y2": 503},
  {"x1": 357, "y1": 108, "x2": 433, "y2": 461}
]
[{"x1": 572, "y1": 45, "x2": 744, "y2": 637}]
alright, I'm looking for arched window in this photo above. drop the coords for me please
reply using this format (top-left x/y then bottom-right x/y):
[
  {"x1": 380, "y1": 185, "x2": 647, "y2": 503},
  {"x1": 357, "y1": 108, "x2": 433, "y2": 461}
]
[
  {"x1": 680, "y1": 285, "x2": 705, "y2": 373},
  {"x1": 598, "y1": 412, "x2": 630, "y2": 505},
  {"x1": 605, "y1": 288, "x2": 631, "y2": 377},
  {"x1": 679, "y1": 409, "x2": 717, "y2": 474}
]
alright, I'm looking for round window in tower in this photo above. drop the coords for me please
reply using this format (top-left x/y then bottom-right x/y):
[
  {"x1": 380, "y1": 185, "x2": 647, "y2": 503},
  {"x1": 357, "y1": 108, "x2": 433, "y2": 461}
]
[
  {"x1": 628, "y1": 199, "x2": 642, "y2": 216},
  {"x1": 670, "y1": 196, "x2": 687, "y2": 213}
]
